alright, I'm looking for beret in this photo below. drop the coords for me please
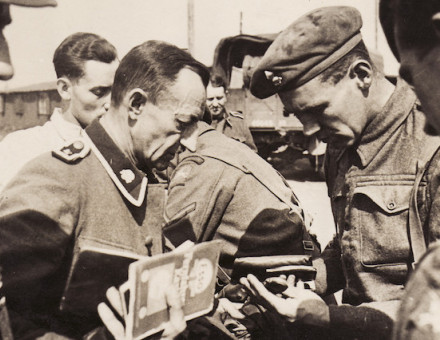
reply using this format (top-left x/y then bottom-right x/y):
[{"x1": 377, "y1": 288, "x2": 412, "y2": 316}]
[{"x1": 250, "y1": 6, "x2": 363, "y2": 99}]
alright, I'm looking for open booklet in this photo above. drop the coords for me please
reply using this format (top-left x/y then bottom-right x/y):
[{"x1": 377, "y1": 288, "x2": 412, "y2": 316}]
[
  {"x1": 122, "y1": 240, "x2": 222, "y2": 340},
  {"x1": 60, "y1": 239, "x2": 221, "y2": 339}
]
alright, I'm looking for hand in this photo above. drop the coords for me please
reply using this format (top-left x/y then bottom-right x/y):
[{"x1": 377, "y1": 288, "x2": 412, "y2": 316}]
[
  {"x1": 239, "y1": 274, "x2": 326, "y2": 324},
  {"x1": 97, "y1": 285, "x2": 186, "y2": 340}
]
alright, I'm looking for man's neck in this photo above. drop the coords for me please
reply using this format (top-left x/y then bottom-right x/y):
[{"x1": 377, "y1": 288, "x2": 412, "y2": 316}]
[
  {"x1": 100, "y1": 110, "x2": 137, "y2": 165},
  {"x1": 60, "y1": 106, "x2": 81, "y2": 127},
  {"x1": 365, "y1": 76, "x2": 396, "y2": 122}
]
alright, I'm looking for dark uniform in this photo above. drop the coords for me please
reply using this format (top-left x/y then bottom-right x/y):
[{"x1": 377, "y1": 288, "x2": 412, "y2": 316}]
[
  {"x1": 320, "y1": 80, "x2": 440, "y2": 307},
  {"x1": 164, "y1": 122, "x2": 318, "y2": 274},
  {"x1": 391, "y1": 145, "x2": 440, "y2": 339},
  {"x1": 249, "y1": 6, "x2": 440, "y2": 339},
  {"x1": 211, "y1": 110, "x2": 257, "y2": 152},
  {"x1": 0, "y1": 120, "x2": 165, "y2": 339}
]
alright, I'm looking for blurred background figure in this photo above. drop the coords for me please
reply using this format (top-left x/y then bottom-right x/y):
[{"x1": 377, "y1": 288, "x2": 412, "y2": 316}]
[
  {"x1": 206, "y1": 75, "x2": 257, "y2": 151},
  {"x1": 0, "y1": 0, "x2": 57, "y2": 80}
]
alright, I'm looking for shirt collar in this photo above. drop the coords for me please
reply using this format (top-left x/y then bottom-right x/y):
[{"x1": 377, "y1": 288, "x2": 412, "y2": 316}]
[
  {"x1": 356, "y1": 79, "x2": 417, "y2": 167},
  {"x1": 50, "y1": 107, "x2": 83, "y2": 141},
  {"x1": 84, "y1": 120, "x2": 148, "y2": 207},
  {"x1": 224, "y1": 111, "x2": 233, "y2": 127}
]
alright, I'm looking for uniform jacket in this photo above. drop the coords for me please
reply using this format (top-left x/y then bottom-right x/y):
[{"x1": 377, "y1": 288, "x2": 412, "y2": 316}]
[
  {"x1": 164, "y1": 122, "x2": 317, "y2": 274},
  {"x1": 0, "y1": 108, "x2": 82, "y2": 192},
  {"x1": 315, "y1": 80, "x2": 440, "y2": 309},
  {"x1": 212, "y1": 110, "x2": 257, "y2": 152},
  {"x1": 412, "y1": 145, "x2": 440, "y2": 252},
  {"x1": 0, "y1": 120, "x2": 165, "y2": 339}
]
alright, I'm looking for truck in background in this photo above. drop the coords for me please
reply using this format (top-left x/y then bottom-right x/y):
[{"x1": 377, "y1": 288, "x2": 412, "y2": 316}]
[{"x1": 211, "y1": 34, "x2": 326, "y2": 175}]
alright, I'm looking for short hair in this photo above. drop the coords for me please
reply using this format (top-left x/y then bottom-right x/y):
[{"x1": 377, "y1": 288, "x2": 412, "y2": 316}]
[
  {"x1": 317, "y1": 41, "x2": 373, "y2": 85},
  {"x1": 53, "y1": 32, "x2": 118, "y2": 80},
  {"x1": 111, "y1": 40, "x2": 209, "y2": 107},
  {"x1": 209, "y1": 74, "x2": 226, "y2": 89}
]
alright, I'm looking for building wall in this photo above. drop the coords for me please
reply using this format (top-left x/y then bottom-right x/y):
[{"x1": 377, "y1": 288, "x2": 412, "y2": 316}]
[{"x1": 0, "y1": 90, "x2": 61, "y2": 140}]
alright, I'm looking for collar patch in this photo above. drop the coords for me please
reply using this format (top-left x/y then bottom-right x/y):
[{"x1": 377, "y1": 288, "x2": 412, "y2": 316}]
[{"x1": 52, "y1": 138, "x2": 90, "y2": 163}]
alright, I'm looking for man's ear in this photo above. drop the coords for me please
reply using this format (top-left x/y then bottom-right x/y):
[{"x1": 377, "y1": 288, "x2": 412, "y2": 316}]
[
  {"x1": 432, "y1": 13, "x2": 440, "y2": 40},
  {"x1": 127, "y1": 88, "x2": 147, "y2": 120},
  {"x1": 349, "y1": 59, "x2": 372, "y2": 91},
  {"x1": 56, "y1": 77, "x2": 71, "y2": 101}
]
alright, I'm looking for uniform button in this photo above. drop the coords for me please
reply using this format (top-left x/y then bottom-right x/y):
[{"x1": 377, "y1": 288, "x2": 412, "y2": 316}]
[
  {"x1": 387, "y1": 202, "x2": 396, "y2": 210},
  {"x1": 144, "y1": 236, "x2": 153, "y2": 248},
  {"x1": 73, "y1": 141, "x2": 84, "y2": 150}
]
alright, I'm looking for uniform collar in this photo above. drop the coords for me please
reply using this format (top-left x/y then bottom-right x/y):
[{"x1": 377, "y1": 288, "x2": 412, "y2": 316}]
[
  {"x1": 356, "y1": 79, "x2": 417, "y2": 167},
  {"x1": 224, "y1": 111, "x2": 233, "y2": 127},
  {"x1": 50, "y1": 107, "x2": 83, "y2": 141},
  {"x1": 84, "y1": 120, "x2": 148, "y2": 207}
]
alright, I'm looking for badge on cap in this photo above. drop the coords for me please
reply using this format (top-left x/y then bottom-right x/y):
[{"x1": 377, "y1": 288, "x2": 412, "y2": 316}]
[
  {"x1": 264, "y1": 71, "x2": 283, "y2": 87},
  {"x1": 120, "y1": 169, "x2": 135, "y2": 184}
]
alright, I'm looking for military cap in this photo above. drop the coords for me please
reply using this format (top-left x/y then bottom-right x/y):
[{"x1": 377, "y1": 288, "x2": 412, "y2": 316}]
[{"x1": 250, "y1": 6, "x2": 363, "y2": 99}]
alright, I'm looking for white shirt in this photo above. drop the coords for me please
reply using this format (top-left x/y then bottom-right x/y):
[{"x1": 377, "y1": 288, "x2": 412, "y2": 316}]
[{"x1": 0, "y1": 108, "x2": 82, "y2": 191}]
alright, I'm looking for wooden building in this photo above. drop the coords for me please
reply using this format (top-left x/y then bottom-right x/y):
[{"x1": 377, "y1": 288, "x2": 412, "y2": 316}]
[{"x1": 0, "y1": 81, "x2": 61, "y2": 140}]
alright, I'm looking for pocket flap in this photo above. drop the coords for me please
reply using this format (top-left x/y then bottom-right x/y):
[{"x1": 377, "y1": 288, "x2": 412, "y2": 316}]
[{"x1": 354, "y1": 185, "x2": 412, "y2": 214}]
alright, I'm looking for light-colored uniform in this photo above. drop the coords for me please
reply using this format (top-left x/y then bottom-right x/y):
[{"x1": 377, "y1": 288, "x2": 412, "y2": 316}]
[{"x1": 0, "y1": 108, "x2": 82, "y2": 191}]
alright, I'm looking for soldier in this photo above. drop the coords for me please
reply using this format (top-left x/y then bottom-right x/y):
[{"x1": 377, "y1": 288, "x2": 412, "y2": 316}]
[
  {"x1": 380, "y1": 1, "x2": 440, "y2": 338},
  {"x1": 206, "y1": 75, "x2": 257, "y2": 151},
  {"x1": 0, "y1": 40, "x2": 208, "y2": 339},
  {"x1": 164, "y1": 119, "x2": 319, "y2": 339},
  {"x1": 240, "y1": 6, "x2": 440, "y2": 339},
  {"x1": 164, "y1": 120, "x2": 319, "y2": 272},
  {"x1": 0, "y1": 32, "x2": 119, "y2": 192}
]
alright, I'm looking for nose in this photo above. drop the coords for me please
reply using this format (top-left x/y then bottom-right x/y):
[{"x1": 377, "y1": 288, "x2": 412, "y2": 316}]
[{"x1": 180, "y1": 124, "x2": 198, "y2": 152}]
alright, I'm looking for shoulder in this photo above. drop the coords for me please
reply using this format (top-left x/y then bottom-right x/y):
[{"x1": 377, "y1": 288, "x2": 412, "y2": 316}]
[
  {"x1": 52, "y1": 137, "x2": 91, "y2": 164},
  {"x1": 228, "y1": 110, "x2": 244, "y2": 120}
]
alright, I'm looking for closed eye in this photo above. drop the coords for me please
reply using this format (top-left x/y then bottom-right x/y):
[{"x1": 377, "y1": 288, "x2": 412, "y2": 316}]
[{"x1": 90, "y1": 86, "x2": 111, "y2": 98}]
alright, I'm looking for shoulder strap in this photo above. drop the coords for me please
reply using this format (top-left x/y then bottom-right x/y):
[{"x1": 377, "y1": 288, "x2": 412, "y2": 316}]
[{"x1": 409, "y1": 144, "x2": 440, "y2": 268}]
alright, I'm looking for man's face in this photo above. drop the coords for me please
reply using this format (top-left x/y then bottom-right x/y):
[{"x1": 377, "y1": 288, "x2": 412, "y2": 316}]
[
  {"x1": 279, "y1": 75, "x2": 369, "y2": 149},
  {"x1": 70, "y1": 59, "x2": 119, "y2": 128},
  {"x1": 206, "y1": 83, "x2": 227, "y2": 118},
  {"x1": 132, "y1": 68, "x2": 206, "y2": 171},
  {"x1": 395, "y1": 16, "x2": 440, "y2": 134}
]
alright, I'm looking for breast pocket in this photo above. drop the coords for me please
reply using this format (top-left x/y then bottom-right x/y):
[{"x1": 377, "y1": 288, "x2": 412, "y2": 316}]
[{"x1": 353, "y1": 184, "x2": 412, "y2": 268}]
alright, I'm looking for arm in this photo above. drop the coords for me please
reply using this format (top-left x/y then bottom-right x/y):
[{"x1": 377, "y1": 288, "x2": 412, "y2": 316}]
[
  {"x1": 312, "y1": 236, "x2": 345, "y2": 296},
  {"x1": 164, "y1": 156, "x2": 234, "y2": 246},
  {"x1": 240, "y1": 274, "x2": 395, "y2": 339},
  {"x1": 0, "y1": 157, "x2": 79, "y2": 337}
]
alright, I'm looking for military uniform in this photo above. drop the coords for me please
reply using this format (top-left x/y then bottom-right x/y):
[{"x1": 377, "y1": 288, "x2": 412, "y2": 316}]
[
  {"x1": 390, "y1": 145, "x2": 440, "y2": 339},
  {"x1": 393, "y1": 241, "x2": 440, "y2": 340},
  {"x1": 164, "y1": 122, "x2": 317, "y2": 274},
  {"x1": 0, "y1": 108, "x2": 82, "y2": 192},
  {"x1": 211, "y1": 110, "x2": 257, "y2": 152},
  {"x1": 316, "y1": 79, "x2": 440, "y2": 308},
  {"x1": 248, "y1": 5, "x2": 440, "y2": 338},
  {"x1": 0, "y1": 120, "x2": 165, "y2": 339}
]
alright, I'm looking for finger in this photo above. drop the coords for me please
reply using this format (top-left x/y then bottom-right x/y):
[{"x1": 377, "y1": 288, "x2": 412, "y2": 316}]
[
  {"x1": 97, "y1": 302, "x2": 125, "y2": 340},
  {"x1": 239, "y1": 277, "x2": 253, "y2": 294},
  {"x1": 246, "y1": 274, "x2": 285, "y2": 310},
  {"x1": 162, "y1": 287, "x2": 186, "y2": 338},
  {"x1": 217, "y1": 298, "x2": 245, "y2": 319},
  {"x1": 106, "y1": 286, "x2": 124, "y2": 317},
  {"x1": 296, "y1": 279, "x2": 305, "y2": 289},
  {"x1": 287, "y1": 275, "x2": 295, "y2": 288}
]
